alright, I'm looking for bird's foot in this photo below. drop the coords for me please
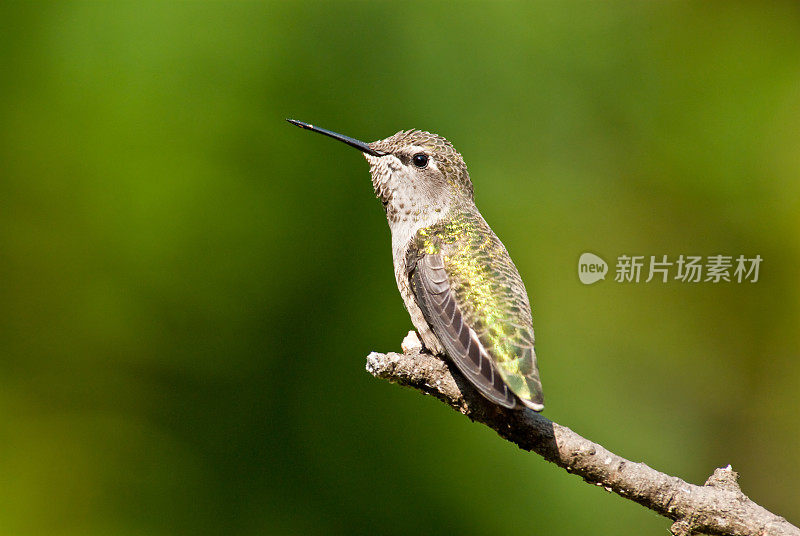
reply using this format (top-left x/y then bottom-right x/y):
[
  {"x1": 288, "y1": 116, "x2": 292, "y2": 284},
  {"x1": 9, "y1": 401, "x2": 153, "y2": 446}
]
[{"x1": 401, "y1": 330, "x2": 423, "y2": 353}]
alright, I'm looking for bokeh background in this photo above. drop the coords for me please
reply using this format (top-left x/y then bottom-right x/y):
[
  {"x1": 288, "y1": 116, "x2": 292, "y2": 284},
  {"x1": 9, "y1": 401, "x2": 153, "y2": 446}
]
[{"x1": 1, "y1": 2, "x2": 798, "y2": 534}]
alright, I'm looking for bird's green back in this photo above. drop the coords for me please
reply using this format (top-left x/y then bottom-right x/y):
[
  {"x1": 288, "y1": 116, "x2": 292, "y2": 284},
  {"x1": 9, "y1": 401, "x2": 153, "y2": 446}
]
[{"x1": 413, "y1": 209, "x2": 542, "y2": 404}]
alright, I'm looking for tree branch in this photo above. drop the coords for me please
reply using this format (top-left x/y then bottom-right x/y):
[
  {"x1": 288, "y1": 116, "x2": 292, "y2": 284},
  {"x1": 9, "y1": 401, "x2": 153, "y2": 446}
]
[{"x1": 365, "y1": 344, "x2": 799, "y2": 536}]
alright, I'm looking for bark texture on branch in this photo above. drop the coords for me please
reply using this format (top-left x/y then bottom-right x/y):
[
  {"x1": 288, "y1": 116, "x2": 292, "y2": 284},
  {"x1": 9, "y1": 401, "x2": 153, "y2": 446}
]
[{"x1": 365, "y1": 346, "x2": 799, "y2": 536}]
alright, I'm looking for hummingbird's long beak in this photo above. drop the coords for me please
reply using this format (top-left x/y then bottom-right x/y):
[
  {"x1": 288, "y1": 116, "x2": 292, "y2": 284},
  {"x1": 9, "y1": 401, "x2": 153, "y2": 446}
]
[{"x1": 287, "y1": 119, "x2": 387, "y2": 157}]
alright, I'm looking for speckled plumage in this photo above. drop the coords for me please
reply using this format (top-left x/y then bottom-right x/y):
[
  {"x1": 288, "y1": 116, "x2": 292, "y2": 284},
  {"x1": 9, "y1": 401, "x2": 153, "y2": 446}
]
[
  {"x1": 365, "y1": 130, "x2": 543, "y2": 411},
  {"x1": 410, "y1": 211, "x2": 542, "y2": 405},
  {"x1": 287, "y1": 119, "x2": 543, "y2": 410}
]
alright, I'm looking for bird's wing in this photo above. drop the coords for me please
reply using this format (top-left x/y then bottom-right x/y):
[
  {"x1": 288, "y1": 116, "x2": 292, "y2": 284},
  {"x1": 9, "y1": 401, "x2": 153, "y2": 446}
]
[{"x1": 409, "y1": 252, "x2": 517, "y2": 408}]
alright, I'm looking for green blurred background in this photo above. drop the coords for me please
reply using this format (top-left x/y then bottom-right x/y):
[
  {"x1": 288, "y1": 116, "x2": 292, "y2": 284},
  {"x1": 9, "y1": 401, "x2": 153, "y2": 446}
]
[{"x1": 1, "y1": 1, "x2": 798, "y2": 534}]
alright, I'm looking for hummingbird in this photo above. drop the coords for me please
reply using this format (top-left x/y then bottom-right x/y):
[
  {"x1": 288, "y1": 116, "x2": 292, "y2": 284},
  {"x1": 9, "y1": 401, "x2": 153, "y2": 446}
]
[{"x1": 287, "y1": 119, "x2": 544, "y2": 411}]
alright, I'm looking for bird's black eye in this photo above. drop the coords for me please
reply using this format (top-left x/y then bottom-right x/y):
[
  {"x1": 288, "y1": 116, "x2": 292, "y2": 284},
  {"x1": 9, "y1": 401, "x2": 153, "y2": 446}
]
[{"x1": 412, "y1": 153, "x2": 429, "y2": 168}]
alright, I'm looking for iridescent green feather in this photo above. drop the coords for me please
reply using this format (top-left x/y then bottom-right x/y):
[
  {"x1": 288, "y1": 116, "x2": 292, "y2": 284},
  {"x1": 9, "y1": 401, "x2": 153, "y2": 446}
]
[{"x1": 414, "y1": 209, "x2": 543, "y2": 406}]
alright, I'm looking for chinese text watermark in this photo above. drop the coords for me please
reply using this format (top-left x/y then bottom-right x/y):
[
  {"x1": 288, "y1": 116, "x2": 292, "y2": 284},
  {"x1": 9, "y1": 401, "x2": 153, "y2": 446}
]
[{"x1": 579, "y1": 253, "x2": 762, "y2": 285}]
